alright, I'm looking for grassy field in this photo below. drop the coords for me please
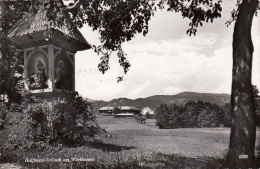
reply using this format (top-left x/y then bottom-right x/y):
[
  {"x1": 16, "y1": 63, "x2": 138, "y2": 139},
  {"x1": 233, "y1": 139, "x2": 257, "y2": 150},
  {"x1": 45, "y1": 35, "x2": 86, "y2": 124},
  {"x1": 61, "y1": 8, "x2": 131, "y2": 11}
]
[
  {"x1": 97, "y1": 115, "x2": 260, "y2": 159},
  {"x1": 98, "y1": 116, "x2": 230, "y2": 158},
  {"x1": 0, "y1": 114, "x2": 260, "y2": 168}
]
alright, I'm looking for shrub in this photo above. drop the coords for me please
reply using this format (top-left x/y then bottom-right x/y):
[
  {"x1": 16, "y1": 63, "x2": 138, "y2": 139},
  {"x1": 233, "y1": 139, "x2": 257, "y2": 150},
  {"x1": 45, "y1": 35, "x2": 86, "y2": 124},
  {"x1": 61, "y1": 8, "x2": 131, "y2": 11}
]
[
  {"x1": 5, "y1": 93, "x2": 102, "y2": 151},
  {"x1": 134, "y1": 114, "x2": 146, "y2": 124}
]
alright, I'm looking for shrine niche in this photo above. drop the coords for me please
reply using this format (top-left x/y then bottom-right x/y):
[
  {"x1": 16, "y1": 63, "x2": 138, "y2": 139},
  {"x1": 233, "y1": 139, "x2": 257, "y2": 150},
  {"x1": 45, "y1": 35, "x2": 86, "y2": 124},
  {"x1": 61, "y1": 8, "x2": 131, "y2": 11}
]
[
  {"x1": 27, "y1": 51, "x2": 48, "y2": 90},
  {"x1": 54, "y1": 51, "x2": 74, "y2": 90}
]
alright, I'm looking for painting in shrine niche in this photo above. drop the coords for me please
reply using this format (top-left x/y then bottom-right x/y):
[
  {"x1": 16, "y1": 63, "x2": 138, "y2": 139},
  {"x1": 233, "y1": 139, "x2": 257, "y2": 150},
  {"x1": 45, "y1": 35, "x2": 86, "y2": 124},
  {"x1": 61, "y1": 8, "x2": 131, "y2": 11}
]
[
  {"x1": 27, "y1": 51, "x2": 48, "y2": 90},
  {"x1": 54, "y1": 53, "x2": 73, "y2": 90},
  {"x1": 54, "y1": 60, "x2": 65, "y2": 89}
]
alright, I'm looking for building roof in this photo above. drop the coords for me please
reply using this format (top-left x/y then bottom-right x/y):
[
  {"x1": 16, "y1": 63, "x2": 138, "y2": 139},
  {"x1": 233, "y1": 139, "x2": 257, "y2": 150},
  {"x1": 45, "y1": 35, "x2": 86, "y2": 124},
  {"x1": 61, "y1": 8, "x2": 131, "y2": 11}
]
[
  {"x1": 99, "y1": 107, "x2": 114, "y2": 111},
  {"x1": 99, "y1": 106, "x2": 140, "y2": 111},
  {"x1": 119, "y1": 106, "x2": 139, "y2": 110},
  {"x1": 7, "y1": 5, "x2": 90, "y2": 51}
]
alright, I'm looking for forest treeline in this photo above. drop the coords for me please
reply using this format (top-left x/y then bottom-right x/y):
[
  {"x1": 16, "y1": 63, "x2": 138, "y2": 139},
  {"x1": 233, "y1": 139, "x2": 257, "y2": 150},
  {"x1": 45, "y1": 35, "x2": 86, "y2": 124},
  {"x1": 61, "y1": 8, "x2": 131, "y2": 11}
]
[
  {"x1": 156, "y1": 86, "x2": 260, "y2": 129},
  {"x1": 156, "y1": 100, "x2": 260, "y2": 129},
  {"x1": 156, "y1": 101, "x2": 231, "y2": 129}
]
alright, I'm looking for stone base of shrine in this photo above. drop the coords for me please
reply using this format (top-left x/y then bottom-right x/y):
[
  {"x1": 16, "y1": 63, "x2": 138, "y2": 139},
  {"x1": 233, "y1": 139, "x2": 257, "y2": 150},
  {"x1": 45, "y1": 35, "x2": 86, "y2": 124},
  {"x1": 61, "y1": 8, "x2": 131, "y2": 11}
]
[{"x1": 28, "y1": 88, "x2": 77, "y2": 102}]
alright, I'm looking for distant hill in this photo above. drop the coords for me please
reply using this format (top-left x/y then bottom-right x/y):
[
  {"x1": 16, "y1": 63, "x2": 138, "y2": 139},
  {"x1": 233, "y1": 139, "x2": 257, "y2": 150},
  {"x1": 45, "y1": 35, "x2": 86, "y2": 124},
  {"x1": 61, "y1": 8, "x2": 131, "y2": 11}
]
[
  {"x1": 89, "y1": 92, "x2": 230, "y2": 113},
  {"x1": 147, "y1": 92, "x2": 230, "y2": 106}
]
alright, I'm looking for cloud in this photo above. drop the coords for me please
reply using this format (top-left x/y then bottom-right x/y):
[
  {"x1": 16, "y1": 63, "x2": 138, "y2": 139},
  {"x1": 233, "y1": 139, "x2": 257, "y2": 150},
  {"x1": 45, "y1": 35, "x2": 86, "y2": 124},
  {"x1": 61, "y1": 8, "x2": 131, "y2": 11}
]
[
  {"x1": 75, "y1": 2, "x2": 259, "y2": 101},
  {"x1": 119, "y1": 34, "x2": 233, "y2": 98},
  {"x1": 75, "y1": 32, "x2": 234, "y2": 101}
]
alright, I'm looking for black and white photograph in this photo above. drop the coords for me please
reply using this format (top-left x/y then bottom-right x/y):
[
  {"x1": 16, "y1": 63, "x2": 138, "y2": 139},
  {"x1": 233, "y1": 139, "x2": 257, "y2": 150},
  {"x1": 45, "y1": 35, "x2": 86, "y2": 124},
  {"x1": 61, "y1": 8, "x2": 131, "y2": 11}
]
[{"x1": 0, "y1": 0, "x2": 259, "y2": 168}]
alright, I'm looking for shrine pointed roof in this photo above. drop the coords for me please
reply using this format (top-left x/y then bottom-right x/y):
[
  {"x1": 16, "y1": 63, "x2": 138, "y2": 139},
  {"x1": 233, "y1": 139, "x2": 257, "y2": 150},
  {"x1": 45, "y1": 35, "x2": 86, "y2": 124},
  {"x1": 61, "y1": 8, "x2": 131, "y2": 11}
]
[{"x1": 7, "y1": 6, "x2": 91, "y2": 52}]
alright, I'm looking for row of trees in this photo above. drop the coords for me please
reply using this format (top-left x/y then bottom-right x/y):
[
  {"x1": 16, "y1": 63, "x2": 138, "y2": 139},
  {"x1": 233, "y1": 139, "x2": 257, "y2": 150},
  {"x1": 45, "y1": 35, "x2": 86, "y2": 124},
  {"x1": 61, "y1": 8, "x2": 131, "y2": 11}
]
[
  {"x1": 156, "y1": 101, "x2": 231, "y2": 129},
  {"x1": 156, "y1": 86, "x2": 260, "y2": 129}
]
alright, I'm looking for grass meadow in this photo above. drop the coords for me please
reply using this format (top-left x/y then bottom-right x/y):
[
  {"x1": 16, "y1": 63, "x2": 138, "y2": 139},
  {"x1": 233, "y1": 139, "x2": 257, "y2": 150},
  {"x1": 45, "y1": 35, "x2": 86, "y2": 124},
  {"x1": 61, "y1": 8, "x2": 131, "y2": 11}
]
[{"x1": 0, "y1": 114, "x2": 260, "y2": 168}]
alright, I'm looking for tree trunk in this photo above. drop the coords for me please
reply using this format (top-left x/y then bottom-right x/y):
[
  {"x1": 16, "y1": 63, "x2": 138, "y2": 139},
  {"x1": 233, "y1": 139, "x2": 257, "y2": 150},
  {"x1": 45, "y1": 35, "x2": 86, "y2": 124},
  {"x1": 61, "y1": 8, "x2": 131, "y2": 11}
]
[{"x1": 227, "y1": 0, "x2": 258, "y2": 168}]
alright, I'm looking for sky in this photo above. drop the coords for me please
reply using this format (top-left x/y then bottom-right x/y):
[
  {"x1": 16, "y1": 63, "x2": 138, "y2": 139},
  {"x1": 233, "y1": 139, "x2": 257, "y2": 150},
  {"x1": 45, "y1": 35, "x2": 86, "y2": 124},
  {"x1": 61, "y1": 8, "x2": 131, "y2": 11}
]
[{"x1": 74, "y1": 0, "x2": 260, "y2": 101}]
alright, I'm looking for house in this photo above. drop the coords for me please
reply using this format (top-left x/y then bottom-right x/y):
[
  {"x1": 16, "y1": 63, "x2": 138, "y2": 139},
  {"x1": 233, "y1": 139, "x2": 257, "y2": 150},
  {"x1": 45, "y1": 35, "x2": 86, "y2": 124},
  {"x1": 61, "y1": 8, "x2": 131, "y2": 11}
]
[
  {"x1": 99, "y1": 106, "x2": 141, "y2": 116},
  {"x1": 118, "y1": 106, "x2": 141, "y2": 114},
  {"x1": 141, "y1": 107, "x2": 154, "y2": 115},
  {"x1": 98, "y1": 107, "x2": 114, "y2": 115}
]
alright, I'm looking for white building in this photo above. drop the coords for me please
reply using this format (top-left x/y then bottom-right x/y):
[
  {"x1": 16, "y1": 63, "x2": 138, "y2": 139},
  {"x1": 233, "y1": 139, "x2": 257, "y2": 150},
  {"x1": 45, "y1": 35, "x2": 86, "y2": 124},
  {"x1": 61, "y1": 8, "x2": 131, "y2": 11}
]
[{"x1": 141, "y1": 107, "x2": 154, "y2": 115}]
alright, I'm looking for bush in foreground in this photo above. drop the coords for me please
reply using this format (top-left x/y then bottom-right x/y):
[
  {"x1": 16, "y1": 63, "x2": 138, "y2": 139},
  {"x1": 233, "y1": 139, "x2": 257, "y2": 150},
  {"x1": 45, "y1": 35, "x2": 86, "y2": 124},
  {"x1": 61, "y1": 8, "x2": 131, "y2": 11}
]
[{"x1": 5, "y1": 93, "x2": 102, "y2": 151}]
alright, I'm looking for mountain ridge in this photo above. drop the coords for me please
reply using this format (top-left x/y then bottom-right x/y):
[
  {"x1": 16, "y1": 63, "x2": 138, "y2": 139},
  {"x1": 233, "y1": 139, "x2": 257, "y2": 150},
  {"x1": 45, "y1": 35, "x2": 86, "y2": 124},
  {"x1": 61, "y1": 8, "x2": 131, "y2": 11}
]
[{"x1": 89, "y1": 92, "x2": 230, "y2": 112}]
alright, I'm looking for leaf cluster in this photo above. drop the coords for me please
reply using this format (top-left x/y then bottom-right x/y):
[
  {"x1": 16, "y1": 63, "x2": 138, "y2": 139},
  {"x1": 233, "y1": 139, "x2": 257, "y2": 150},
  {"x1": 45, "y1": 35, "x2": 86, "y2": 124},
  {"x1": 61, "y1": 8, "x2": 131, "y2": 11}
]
[
  {"x1": 0, "y1": 39, "x2": 23, "y2": 104},
  {"x1": 77, "y1": 0, "x2": 155, "y2": 79},
  {"x1": 0, "y1": 1, "x2": 30, "y2": 103},
  {"x1": 225, "y1": 0, "x2": 260, "y2": 27},
  {"x1": 158, "y1": 0, "x2": 222, "y2": 36}
]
